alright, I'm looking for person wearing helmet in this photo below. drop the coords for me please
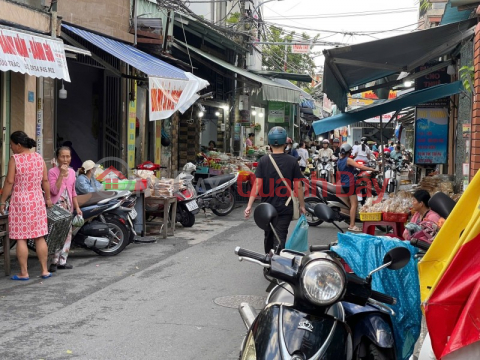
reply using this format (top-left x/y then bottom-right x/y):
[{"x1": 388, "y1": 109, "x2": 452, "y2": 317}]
[
  {"x1": 244, "y1": 126, "x2": 306, "y2": 253},
  {"x1": 338, "y1": 143, "x2": 377, "y2": 232},
  {"x1": 352, "y1": 137, "x2": 372, "y2": 163},
  {"x1": 332, "y1": 138, "x2": 341, "y2": 159},
  {"x1": 318, "y1": 139, "x2": 333, "y2": 159}
]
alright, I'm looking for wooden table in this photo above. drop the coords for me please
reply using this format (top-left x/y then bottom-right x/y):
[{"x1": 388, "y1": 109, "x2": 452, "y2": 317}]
[
  {"x1": 145, "y1": 197, "x2": 178, "y2": 239},
  {"x1": 0, "y1": 215, "x2": 11, "y2": 276}
]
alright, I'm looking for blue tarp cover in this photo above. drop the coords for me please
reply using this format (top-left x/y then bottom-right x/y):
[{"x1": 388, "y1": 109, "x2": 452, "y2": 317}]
[{"x1": 332, "y1": 233, "x2": 421, "y2": 360}]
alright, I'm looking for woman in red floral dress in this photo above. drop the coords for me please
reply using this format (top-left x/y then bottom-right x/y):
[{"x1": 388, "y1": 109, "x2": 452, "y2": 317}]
[{"x1": 0, "y1": 131, "x2": 53, "y2": 280}]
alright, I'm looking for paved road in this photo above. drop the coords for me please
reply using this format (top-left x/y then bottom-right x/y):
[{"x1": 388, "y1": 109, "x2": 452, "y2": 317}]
[{"x1": 0, "y1": 205, "x2": 343, "y2": 360}]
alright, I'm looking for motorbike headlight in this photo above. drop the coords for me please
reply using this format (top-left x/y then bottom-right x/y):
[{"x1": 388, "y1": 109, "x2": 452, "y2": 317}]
[
  {"x1": 241, "y1": 331, "x2": 256, "y2": 360},
  {"x1": 301, "y1": 260, "x2": 345, "y2": 306}
]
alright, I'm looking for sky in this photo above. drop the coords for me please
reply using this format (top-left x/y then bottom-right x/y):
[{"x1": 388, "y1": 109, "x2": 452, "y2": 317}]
[{"x1": 262, "y1": 0, "x2": 421, "y2": 67}]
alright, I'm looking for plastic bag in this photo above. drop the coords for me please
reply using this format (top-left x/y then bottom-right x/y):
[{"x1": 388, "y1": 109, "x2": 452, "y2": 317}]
[
  {"x1": 72, "y1": 215, "x2": 84, "y2": 228},
  {"x1": 285, "y1": 215, "x2": 309, "y2": 252}
]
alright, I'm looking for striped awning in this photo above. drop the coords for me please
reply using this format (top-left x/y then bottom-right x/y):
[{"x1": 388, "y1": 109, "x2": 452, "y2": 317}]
[{"x1": 62, "y1": 24, "x2": 188, "y2": 80}]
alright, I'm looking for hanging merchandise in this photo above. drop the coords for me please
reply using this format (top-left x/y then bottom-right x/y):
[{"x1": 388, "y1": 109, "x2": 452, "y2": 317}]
[{"x1": 395, "y1": 123, "x2": 403, "y2": 141}]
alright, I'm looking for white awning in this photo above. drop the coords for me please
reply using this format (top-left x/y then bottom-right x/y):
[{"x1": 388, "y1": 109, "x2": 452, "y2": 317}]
[{"x1": 0, "y1": 25, "x2": 70, "y2": 81}]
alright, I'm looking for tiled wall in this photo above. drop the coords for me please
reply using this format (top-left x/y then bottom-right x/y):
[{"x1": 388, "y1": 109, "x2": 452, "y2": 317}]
[{"x1": 10, "y1": 72, "x2": 36, "y2": 138}]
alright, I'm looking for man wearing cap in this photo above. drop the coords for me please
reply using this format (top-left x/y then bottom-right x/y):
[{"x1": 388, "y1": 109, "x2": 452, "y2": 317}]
[
  {"x1": 75, "y1": 160, "x2": 103, "y2": 195},
  {"x1": 245, "y1": 127, "x2": 306, "y2": 253}
]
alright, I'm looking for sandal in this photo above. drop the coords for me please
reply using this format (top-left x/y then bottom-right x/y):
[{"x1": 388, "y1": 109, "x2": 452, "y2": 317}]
[{"x1": 348, "y1": 226, "x2": 362, "y2": 232}]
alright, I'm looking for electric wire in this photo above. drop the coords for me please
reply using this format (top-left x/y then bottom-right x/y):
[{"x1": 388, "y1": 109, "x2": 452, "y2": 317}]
[{"x1": 264, "y1": 7, "x2": 418, "y2": 20}]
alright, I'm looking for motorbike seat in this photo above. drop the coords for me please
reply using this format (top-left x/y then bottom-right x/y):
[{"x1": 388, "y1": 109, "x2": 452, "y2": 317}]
[
  {"x1": 201, "y1": 174, "x2": 235, "y2": 191},
  {"x1": 315, "y1": 180, "x2": 346, "y2": 194},
  {"x1": 77, "y1": 191, "x2": 118, "y2": 208}
]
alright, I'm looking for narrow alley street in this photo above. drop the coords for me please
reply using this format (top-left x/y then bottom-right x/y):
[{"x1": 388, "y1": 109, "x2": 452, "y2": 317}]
[{"x1": 0, "y1": 206, "x2": 339, "y2": 360}]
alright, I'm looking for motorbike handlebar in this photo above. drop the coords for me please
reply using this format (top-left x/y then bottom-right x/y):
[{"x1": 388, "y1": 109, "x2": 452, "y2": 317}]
[
  {"x1": 235, "y1": 247, "x2": 269, "y2": 263},
  {"x1": 371, "y1": 290, "x2": 396, "y2": 305},
  {"x1": 309, "y1": 244, "x2": 331, "y2": 252},
  {"x1": 410, "y1": 238, "x2": 431, "y2": 251}
]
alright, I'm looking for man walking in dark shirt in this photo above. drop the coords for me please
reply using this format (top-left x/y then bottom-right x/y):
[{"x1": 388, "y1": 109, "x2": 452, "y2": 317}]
[{"x1": 244, "y1": 127, "x2": 306, "y2": 253}]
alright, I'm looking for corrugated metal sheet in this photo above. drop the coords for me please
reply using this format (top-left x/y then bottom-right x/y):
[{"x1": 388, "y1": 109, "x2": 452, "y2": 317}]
[
  {"x1": 174, "y1": 40, "x2": 300, "y2": 103},
  {"x1": 62, "y1": 24, "x2": 187, "y2": 80}
]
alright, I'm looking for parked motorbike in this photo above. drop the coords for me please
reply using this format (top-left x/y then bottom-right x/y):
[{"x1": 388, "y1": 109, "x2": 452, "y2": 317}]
[
  {"x1": 236, "y1": 203, "x2": 411, "y2": 360},
  {"x1": 74, "y1": 190, "x2": 133, "y2": 256},
  {"x1": 303, "y1": 169, "x2": 379, "y2": 227},
  {"x1": 181, "y1": 163, "x2": 238, "y2": 217}
]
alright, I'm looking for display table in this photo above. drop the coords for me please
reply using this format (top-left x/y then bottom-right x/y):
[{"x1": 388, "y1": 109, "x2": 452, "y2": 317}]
[
  {"x1": 362, "y1": 221, "x2": 405, "y2": 239},
  {"x1": 1, "y1": 215, "x2": 11, "y2": 276},
  {"x1": 145, "y1": 197, "x2": 177, "y2": 239}
]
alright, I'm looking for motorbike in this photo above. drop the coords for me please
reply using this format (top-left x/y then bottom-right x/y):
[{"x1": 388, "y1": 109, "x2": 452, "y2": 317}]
[
  {"x1": 73, "y1": 190, "x2": 133, "y2": 256},
  {"x1": 181, "y1": 163, "x2": 238, "y2": 217},
  {"x1": 236, "y1": 203, "x2": 411, "y2": 360},
  {"x1": 303, "y1": 169, "x2": 379, "y2": 227},
  {"x1": 315, "y1": 155, "x2": 334, "y2": 182},
  {"x1": 383, "y1": 154, "x2": 402, "y2": 194}
]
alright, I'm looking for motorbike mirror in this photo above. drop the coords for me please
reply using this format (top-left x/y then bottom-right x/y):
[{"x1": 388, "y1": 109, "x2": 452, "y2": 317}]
[
  {"x1": 314, "y1": 204, "x2": 335, "y2": 223},
  {"x1": 254, "y1": 203, "x2": 279, "y2": 230},
  {"x1": 383, "y1": 247, "x2": 411, "y2": 270}
]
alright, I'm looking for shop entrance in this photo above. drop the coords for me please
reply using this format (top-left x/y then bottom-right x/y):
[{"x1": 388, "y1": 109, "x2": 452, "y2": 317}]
[
  {"x1": 103, "y1": 72, "x2": 122, "y2": 167},
  {"x1": 56, "y1": 61, "x2": 121, "y2": 169}
]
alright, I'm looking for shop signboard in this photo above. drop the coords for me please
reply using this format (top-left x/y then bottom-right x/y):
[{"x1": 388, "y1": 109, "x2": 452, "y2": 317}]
[
  {"x1": 414, "y1": 108, "x2": 448, "y2": 164},
  {"x1": 415, "y1": 62, "x2": 450, "y2": 108},
  {"x1": 268, "y1": 101, "x2": 286, "y2": 123},
  {"x1": 291, "y1": 44, "x2": 310, "y2": 54},
  {"x1": 237, "y1": 95, "x2": 251, "y2": 125},
  {"x1": 128, "y1": 82, "x2": 137, "y2": 170},
  {"x1": 0, "y1": 27, "x2": 70, "y2": 81}
]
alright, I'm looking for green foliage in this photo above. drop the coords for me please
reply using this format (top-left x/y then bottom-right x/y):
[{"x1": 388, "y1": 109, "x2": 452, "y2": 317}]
[
  {"x1": 226, "y1": 12, "x2": 240, "y2": 24},
  {"x1": 459, "y1": 65, "x2": 474, "y2": 94},
  {"x1": 419, "y1": 0, "x2": 432, "y2": 11},
  {"x1": 261, "y1": 26, "x2": 319, "y2": 77}
]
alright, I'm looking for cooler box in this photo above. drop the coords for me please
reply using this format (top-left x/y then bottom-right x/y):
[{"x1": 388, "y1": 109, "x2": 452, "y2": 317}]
[{"x1": 104, "y1": 179, "x2": 147, "y2": 191}]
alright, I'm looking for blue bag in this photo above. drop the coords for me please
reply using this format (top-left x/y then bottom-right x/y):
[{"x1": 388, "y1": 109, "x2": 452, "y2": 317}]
[{"x1": 285, "y1": 215, "x2": 309, "y2": 252}]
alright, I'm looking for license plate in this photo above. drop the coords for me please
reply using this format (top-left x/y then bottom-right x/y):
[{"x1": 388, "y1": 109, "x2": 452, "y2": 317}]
[
  {"x1": 186, "y1": 201, "x2": 199, "y2": 211},
  {"x1": 129, "y1": 208, "x2": 137, "y2": 219}
]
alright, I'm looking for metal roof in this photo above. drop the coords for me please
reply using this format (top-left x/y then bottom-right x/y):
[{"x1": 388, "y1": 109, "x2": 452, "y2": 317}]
[
  {"x1": 174, "y1": 40, "x2": 300, "y2": 103},
  {"x1": 322, "y1": 18, "x2": 476, "y2": 111}
]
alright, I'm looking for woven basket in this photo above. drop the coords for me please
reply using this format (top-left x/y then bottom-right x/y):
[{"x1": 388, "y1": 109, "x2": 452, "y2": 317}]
[{"x1": 27, "y1": 205, "x2": 73, "y2": 254}]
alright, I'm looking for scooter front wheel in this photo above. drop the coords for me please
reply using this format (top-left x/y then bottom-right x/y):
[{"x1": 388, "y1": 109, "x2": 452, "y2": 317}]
[{"x1": 93, "y1": 217, "x2": 129, "y2": 256}]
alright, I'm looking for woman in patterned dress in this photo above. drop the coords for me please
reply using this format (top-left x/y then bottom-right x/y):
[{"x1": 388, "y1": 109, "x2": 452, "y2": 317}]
[
  {"x1": 0, "y1": 131, "x2": 53, "y2": 280},
  {"x1": 48, "y1": 147, "x2": 82, "y2": 272}
]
